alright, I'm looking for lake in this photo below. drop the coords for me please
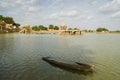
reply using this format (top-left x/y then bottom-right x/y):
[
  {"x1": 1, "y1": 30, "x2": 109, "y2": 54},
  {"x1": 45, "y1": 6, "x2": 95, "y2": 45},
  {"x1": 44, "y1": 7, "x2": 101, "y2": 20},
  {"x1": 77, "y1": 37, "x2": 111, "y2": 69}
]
[{"x1": 0, "y1": 33, "x2": 120, "y2": 80}]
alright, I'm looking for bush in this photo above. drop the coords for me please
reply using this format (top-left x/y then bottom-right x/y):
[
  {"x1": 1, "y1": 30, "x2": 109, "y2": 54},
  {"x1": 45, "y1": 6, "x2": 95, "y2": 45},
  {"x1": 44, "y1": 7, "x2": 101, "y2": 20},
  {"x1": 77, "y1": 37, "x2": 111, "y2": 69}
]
[
  {"x1": 96, "y1": 27, "x2": 109, "y2": 32},
  {"x1": 32, "y1": 26, "x2": 40, "y2": 31},
  {"x1": 54, "y1": 26, "x2": 59, "y2": 30}
]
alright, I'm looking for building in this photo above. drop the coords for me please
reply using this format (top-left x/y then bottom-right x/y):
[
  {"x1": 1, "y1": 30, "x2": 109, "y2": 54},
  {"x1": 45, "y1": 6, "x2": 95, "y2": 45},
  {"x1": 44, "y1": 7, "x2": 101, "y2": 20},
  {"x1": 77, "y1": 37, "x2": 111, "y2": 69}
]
[
  {"x1": 19, "y1": 24, "x2": 32, "y2": 33},
  {"x1": 60, "y1": 23, "x2": 67, "y2": 30},
  {"x1": 0, "y1": 21, "x2": 6, "y2": 31}
]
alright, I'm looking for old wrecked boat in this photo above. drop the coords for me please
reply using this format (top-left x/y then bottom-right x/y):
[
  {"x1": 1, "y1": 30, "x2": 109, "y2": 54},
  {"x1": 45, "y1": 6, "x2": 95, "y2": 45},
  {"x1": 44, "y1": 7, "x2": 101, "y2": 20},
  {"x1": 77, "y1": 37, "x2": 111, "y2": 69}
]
[{"x1": 42, "y1": 57, "x2": 94, "y2": 72}]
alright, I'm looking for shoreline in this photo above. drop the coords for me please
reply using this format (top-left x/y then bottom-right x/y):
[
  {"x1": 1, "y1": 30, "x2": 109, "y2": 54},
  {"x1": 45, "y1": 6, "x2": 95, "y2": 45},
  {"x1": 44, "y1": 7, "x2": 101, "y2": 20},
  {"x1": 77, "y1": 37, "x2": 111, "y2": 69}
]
[{"x1": 0, "y1": 30, "x2": 120, "y2": 35}]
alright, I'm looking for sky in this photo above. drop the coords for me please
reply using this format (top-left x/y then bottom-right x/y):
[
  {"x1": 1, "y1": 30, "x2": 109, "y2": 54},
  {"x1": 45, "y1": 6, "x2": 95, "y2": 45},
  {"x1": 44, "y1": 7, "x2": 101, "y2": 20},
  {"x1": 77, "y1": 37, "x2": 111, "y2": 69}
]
[{"x1": 0, "y1": 0, "x2": 120, "y2": 30}]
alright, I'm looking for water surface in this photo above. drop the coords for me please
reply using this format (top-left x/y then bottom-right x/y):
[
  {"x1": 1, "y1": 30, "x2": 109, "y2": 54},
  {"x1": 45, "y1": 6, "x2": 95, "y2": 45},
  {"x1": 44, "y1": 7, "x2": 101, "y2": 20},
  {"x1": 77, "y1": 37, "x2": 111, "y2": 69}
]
[{"x1": 0, "y1": 33, "x2": 120, "y2": 80}]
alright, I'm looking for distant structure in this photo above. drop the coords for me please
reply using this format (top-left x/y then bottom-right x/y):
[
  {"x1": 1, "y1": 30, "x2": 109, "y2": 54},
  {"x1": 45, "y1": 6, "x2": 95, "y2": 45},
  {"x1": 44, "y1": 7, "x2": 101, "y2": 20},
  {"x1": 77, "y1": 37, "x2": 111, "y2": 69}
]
[
  {"x1": 0, "y1": 21, "x2": 6, "y2": 31},
  {"x1": 0, "y1": 21, "x2": 20, "y2": 33},
  {"x1": 59, "y1": 23, "x2": 81, "y2": 35},
  {"x1": 60, "y1": 23, "x2": 67, "y2": 30},
  {"x1": 19, "y1": 24, "x2": 31, "y2": 33},
  {"x1": 24, "y1": 24, "x2": 31, "y2": 33}
]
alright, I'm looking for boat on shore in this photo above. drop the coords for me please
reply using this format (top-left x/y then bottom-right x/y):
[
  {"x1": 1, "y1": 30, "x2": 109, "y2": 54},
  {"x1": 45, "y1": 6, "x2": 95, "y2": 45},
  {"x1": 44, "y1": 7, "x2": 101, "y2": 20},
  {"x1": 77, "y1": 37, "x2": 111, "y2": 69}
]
[{"x1": 42, "y1": 57, "x2": 94, "y2": 72}]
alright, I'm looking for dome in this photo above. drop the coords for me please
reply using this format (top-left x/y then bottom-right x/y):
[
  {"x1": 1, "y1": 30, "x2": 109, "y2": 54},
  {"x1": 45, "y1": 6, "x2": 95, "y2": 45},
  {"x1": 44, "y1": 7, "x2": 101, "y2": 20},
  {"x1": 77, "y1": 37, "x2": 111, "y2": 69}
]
[
  {"x1": 60, "y1": 23, "x2": 67, "y2": 30},
  {"x1": 25, "y1": 23, "x2": 30, "y2": 26},
  {"x1": 61, "y1": 23, "x2": 67, "y2": 27},
  {"x1": 25, "y1": 23, "x2": 30, "y2": 28}
]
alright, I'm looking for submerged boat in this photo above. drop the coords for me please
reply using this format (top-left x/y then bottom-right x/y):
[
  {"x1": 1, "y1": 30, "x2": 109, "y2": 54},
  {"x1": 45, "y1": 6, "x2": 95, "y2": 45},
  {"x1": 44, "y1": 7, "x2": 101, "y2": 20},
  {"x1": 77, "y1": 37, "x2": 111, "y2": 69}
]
[{"x1": 42, "y1": 57, "x2": 94, "y2": 72}]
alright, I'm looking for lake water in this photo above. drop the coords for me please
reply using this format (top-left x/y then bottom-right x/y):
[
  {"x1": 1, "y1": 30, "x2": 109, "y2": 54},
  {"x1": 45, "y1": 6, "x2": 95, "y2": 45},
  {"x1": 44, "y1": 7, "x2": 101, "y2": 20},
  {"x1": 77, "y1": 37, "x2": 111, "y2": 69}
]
[{"x1": 0, "y1": 33, "x2": 120, "y2": 80}]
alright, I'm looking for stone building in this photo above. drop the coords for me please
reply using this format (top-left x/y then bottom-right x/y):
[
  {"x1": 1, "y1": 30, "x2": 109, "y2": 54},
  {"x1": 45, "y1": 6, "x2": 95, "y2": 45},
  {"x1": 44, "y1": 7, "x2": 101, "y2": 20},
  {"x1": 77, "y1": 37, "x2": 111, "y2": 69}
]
[
  {"x1": 6, "y1": 24, "x2": 13, "y2": 29},
  {"x1": 19, "y1": 24, "x2": 31, "y2": 33},
  {"x1": 0, "y1": 21, "x2": 6, "y2": 31},
  {"x1": 60, "y1": 23, "x2": 67, "y2": 30}
]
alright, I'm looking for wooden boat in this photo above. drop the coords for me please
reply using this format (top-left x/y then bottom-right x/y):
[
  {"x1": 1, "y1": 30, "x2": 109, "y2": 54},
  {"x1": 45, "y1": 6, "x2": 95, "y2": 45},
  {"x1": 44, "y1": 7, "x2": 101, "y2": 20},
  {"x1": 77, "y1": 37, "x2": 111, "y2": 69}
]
[{"x1": 42, "y1": 57, "x2": 94, "y2": 72}]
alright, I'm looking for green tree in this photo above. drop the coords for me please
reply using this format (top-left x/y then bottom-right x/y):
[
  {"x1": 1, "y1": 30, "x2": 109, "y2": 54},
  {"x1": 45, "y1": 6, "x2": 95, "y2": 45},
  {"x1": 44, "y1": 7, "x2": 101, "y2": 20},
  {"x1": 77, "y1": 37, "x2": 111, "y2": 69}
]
[
  {"x1": 68, "y1": 28, "x2": 79, "y2": 30},
  {"x1": 73, "y1": 28, "x2": 79, "y2": 30},
  {"x1": 115, "y1": 30, "x2": 120, "y2": 32},
  {"x1": 39, "y1": 25, "x2": 48, "y2": 30},
  {"x1": 54, "y1": 26, "x2": 59, "y2": 30},
  {"x1": 32, "y1": 26, "x2": 40, "y2": 31},
  {"x1": 68, "y1": 28, "x2": 72, "y2": 30},
  {"x1": 49, "y1": 24, "x2": 54, "y2": 29},
  {"x1": 96, "y1": 27, "x2": 109, "y2": 32},
  {"x1": 3, "y1": 17, "x2": 14, "y2": 24},
  {"x1": 32, "y1": 25, "x2": 48, "y2": 31},
  {"x1": 0, "y1": 15, "x2": 3, "y2": 21},
  {"x1": 13, "y1": 23, "x2": 20, "y2": 28},
  {"x1": 0, "y1": 15, "x2": 20, "y2": 26}
]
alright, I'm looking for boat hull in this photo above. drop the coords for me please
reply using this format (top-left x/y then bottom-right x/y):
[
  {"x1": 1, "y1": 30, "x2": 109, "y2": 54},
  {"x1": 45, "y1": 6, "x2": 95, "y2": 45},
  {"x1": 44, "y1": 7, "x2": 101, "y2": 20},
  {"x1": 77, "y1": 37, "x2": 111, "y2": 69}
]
[{"x1": 42, "y1": 57, "x2": 94, "y2": 72}]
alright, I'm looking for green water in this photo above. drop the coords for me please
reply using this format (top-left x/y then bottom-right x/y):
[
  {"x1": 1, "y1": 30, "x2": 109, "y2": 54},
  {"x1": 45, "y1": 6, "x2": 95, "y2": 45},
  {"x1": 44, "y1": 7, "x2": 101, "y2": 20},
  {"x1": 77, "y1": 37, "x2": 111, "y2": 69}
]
[{"x1": 0, "y1": 33, "x2": 120, "y2": 80}]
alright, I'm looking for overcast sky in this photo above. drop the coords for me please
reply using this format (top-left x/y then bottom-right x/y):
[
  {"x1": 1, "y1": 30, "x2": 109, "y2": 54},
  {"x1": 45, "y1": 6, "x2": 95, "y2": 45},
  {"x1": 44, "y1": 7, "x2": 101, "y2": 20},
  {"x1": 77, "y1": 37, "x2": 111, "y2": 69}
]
[{"x1": 0, "y1": 0, "x2": 120, "y2": 30}]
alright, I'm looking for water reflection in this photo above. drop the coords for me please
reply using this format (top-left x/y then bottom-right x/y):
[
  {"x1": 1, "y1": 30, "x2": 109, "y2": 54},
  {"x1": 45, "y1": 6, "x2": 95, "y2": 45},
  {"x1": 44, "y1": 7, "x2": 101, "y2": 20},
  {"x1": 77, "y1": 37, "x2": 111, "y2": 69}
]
[
  {"x1": 0, "y1": 34, "x2": 15, "y2": 54},
  {"x1": 59, "y1": 35, "x2": 68, "y2": 48},
  {"x1": 0, "y1": 34, "x2": 120, "y2": 80}
]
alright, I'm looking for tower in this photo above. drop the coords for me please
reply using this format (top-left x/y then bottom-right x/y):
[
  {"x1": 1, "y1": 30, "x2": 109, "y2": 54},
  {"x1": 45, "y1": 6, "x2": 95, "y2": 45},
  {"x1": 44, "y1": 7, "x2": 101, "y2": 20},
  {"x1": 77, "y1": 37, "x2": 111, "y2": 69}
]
[{"x1": 60, "y1": 23, "x2": 67, "y2": 30}]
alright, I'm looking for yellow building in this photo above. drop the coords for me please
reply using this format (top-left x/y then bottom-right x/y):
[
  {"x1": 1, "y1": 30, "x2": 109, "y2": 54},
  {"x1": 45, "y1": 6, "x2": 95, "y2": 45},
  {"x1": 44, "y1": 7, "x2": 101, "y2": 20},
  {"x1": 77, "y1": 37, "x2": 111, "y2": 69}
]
[{"x1": 60, "y1": 23, "x2": 67, "y2": 30}]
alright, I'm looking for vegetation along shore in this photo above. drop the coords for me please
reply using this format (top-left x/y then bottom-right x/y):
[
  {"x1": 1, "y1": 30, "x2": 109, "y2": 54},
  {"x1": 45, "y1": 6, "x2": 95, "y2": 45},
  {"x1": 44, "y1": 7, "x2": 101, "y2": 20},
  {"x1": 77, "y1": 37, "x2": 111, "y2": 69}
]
[{"x1": 0, "y1": 15, "x2": 120, "y2": 34}]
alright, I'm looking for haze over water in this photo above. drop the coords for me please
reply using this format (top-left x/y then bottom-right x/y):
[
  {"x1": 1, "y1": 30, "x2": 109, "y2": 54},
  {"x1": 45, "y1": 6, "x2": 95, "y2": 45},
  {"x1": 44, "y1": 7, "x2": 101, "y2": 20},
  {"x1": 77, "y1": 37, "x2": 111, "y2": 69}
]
[{"x1": 0, "y1": 33, "x2": 120, "y2": 80}]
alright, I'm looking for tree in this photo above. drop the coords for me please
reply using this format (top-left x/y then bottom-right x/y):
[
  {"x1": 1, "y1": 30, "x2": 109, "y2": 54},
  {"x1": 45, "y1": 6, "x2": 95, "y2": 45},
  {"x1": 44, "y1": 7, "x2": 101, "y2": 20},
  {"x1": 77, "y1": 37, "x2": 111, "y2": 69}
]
[
  {"x1": 0, "y1": 15, "x2": 3, "y2": 21},
  {"x1": 3, "y1": 17, "x2": 14, "y2": 24},
  {"x1": 54, "y1": 26, "x2": 59, "y2": 30},
  {"x1": 68, "y1": 28, "x2": 72, "y2": 30},
  {"x1": 13, "y1": 23, "x2": 20, "y2": 28},
  {"x1": 49, "y1": 24, "x2": 54, "y2": 29},
  {"x1": 0, "y1": 15, "x2": 20, "y2": 26},
  {"x1": 96, "y1": 27, "x2": 109, "y2": 32},
  {"x1": 32, "y1": 26, "x2": 40, "y2": 31},
  {"x1": 68, "y1": 28, "x2": 79, "y2": 30},
  {"x1": 32, "y1": 25, "x2": 48, "y2": 31},
  {"x1": 73, "y1": 28, "x2": 79, "y2": 30},
  {"x1": 116, "y1": 30, "x2": 120, "y2": 32},
  {"x1": 39, "y1": 25, "x2": 48, "y2": 30}
]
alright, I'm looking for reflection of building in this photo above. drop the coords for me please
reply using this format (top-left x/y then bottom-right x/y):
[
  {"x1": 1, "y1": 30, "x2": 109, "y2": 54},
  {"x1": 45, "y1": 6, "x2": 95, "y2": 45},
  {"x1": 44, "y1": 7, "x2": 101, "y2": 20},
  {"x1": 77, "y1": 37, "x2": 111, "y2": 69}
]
[{"x1": 60, "y1": 23, "x2": 67, "y2": 30}]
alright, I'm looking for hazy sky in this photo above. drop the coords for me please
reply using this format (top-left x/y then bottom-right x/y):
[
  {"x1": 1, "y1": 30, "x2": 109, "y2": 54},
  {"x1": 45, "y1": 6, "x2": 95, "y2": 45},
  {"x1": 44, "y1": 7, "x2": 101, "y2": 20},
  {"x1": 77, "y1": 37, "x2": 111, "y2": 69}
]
[{"x1": 0, "y1": 0, "x2": 120, "y2": 30}]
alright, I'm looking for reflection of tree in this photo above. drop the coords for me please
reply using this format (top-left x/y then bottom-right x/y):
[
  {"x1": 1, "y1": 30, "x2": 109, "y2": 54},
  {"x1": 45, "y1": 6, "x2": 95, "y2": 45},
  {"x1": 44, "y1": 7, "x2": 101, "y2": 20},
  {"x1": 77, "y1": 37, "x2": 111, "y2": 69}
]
[
  {"x1": 23, "y1": 35, "x2": 30, "y2": 47},
  {"x1": 0, "y1": 34, "x2": 14, "y2": 54}
]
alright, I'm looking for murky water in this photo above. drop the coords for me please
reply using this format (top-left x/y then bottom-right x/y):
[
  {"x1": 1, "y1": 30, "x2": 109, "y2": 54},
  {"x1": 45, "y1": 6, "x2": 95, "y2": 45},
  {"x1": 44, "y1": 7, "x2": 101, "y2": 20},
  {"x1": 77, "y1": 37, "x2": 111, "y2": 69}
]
[{"x1": 0, "y1": 33, "x2": 120, "y2": 80}]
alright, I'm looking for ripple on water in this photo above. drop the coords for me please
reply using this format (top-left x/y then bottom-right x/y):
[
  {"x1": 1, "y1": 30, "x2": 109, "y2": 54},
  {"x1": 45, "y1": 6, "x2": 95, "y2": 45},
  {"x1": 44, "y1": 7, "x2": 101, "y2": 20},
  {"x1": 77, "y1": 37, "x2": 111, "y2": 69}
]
[{"x1": 0, "y1": 34, "x2": 120, "y2": 80}]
